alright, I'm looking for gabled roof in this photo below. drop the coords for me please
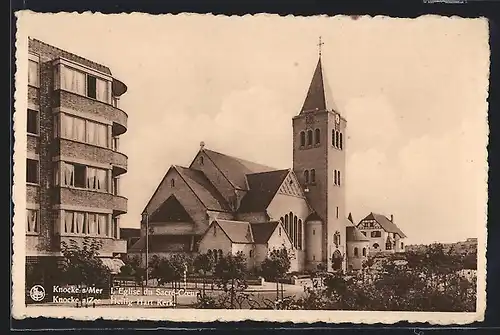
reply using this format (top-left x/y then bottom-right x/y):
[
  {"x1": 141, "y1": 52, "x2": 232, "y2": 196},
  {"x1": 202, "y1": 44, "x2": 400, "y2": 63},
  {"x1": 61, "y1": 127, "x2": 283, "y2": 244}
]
[
  {"x1": 215, "y1": 220, "x2": 254, "y2": 244},
  {"x1": 300, "y1": 57, "x2": 338, "y2": 114},
  {"x1": 346, "y1": 225, "x2": 369, "y2": 242},
  {"x1": 359, "y1": 212, "x2": 407, "y2": 238},
  {"x1": 238, "y1": 169, "x2": 290, "y2": 213},
  {"x1": 250, "y1": 222, "x2": 280, "y2": 244},
  {"x1": 149, "y1": 195, "x2": 194, "y2": 223},
  {"x1": 202, "y1": 149, "x2": 276, "y2": 190},
  {"x1": 175, "y1": 166, "x2": 231, "y2": 212}
]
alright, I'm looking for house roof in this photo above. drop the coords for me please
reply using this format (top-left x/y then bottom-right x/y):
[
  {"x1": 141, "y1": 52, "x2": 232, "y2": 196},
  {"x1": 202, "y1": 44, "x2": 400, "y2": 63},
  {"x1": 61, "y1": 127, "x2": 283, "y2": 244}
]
[
  {"x1": 360, "y1": 212, "x2": 407, "y2": 238},
  {"x1": 175, "y1": 166, "x2": 231, "y2": 212},
  {"x1": 346, "y1": 225, "x2": 369, "y2": 242},
  {"x1": 238, "y1": 169, "x2": 290, "y2": 213},
  {"x1": 203, "y1": 149, "x2": 276, "y2": 190},
  {"x1": 250, "y1": 222, "x2": 280, "y2": 244},
  {"x1": 120, "y1": 228, "x2": 140, "y2": 238},
  {"x1": 215, "y1": 220, "x2": 254, "y2": 244},
  {"x1": 305, "y1": 212, "x2": 323, "y2": 222},
  {"x1": 300, "y1": 57, "x2": 338, "y2": 114}
]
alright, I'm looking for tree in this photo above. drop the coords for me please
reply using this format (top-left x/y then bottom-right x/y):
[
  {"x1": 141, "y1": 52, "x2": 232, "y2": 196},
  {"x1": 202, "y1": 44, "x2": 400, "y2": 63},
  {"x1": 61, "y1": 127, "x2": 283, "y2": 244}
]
[
  {"x1": 260, "y1": 246, "x2": 293, "y2": 302},
  {"x1": 120, "y1": 255, "x2": 147, "y2": 292},
  {"x1": 60, "y1": 238, "x2": 111, "y2": 288},
  {"x1": 193, "y1": 252, "x2": 214, "y2": 297},
  {"x1": 213, "y1": 251, "x2": 248, "y2": 309}
]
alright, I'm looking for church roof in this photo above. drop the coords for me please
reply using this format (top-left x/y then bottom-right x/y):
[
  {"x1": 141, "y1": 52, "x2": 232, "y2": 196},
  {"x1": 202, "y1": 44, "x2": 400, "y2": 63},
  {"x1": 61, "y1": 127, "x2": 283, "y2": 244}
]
[
  {"x1": 215, "y1": 220, "x2": 254, "y2": 244},
  {"x1": 129, "y1": 234, "x2": 192, "y2": 253},
  {"x1": 175, "y1": 166, "x2": 231, "y2": 212},
  {"x1": 250, "y1": 222, "x2": 280, "y2": 244},
  {"x1": 305, "y1": 212, "x2": 322, "y2": 222},
  {"x1": 300, "y1": 57, "x2": 338, "y2": 114},
  {"x1": 202, "y1": 149, "x2": 276, "y2": 190},
  {"x1": 359, "y1": 212, "x2": 407, "y2": 238},
  {"x1": 238, "y1": 169, "x2": 290, "y2": 213},
  {"x1": 346, "y1": 225, "x2": 369, "y2": 242}
]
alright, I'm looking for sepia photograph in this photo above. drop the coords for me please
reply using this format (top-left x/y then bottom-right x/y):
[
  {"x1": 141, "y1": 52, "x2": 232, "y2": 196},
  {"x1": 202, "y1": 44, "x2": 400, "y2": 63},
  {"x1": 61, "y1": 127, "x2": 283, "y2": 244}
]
[{"x1": 12, "y1": 12, "x2": 488, "y2": 324}]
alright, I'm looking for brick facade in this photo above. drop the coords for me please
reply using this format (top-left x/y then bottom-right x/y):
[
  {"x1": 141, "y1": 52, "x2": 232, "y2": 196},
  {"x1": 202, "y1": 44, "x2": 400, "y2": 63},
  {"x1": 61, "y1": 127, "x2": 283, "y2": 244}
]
[{"x1": 26, "y1": 38, "x2": 129, "y2": 259}]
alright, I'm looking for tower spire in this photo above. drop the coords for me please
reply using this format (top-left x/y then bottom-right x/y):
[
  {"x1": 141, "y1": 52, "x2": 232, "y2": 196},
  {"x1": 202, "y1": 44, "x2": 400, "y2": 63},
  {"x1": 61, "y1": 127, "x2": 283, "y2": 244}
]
[{"x1": 317, "y1": 36, "x2": 324, "y2": 57}]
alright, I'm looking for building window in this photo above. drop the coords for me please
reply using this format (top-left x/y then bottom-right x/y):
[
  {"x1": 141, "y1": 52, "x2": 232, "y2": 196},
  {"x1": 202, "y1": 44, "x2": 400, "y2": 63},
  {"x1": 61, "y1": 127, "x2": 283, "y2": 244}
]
[
  {"x1": 354, "y1": 247, "x2": 359, "y2": 257},
  {"x1": 300, "y1": 131, "x2": 305, "y2": 147},
  {"x1": 26, "y1": 209, "x2": 38, "y2": 233},
  {"x1": 312, "y1": 229, "x2": 316, "y2": 235},
  {"x1": 373, "y1": 243, "x2": 379, "y2": 249},
  {"x1": 304, "y1": 170, "x2": 309, "y2": 184},
  {"x1": 335, "y1": 131, "x2": 340, "y2": 148},
  {"x1": 60, "y1": 114, "x2": 109, "y2": 148},
  {"x1": 170, "y1": 178, "x2": 175, "y2": 187},
  {"x1": 314, "y1": 128, "x2": 321, "y2": 145},
  {"x1": 200, "y1": 156, "x2": 204, "y2": 165},
  {"x1": 339, "y1": 133, "x2": 343, "y2": 150},
  {"x1": 61, "y1": 66, "x2": 110, "y2": 103},
  {"x1": 279, "y1": 227, "x2": 281, "y2": 236},
  {"x1": 27, "y1": 109, "x2": 38, "y2": 135},
  {"x1": 312, "y1": 255, "x2": 315, "y2": 261},
  {"x1": 86, "y1": 167, "x2": 108, "y2": 191},
  {"x1": 361, "y1": 231, "x2": 367, "y2": 236},
  {"x1": 336, "y1": 206, "x2": 339, "y2": 219},
  {"x1": 362, "y1": 248, "x2": 367, "y2": 256},
  {"x1": 293, "y1": 216, "x2": 298, "y2": 248},
  {"x1": 28, "y1": 59, "x2": 39, "y2": 87},
  {"x1": 307, "y1": 130, "x2": 313, "y2": 146},
  {"x1": 401, "y1": 242, "x2": 404, "y2": 250},
  {"x1": 26, "y1": 159, "x2": 39, "y2": 184},
  {"x1": 337, "y1": 171, "x2": 341, "y2": 186},
  {"x1": 332, "y1": 130, "x2": 335, "y2": 147},
  {"x1": 333, "y1": 170, "x2": 337, "y2": 185},
  {"x1": 213, "y1": 225, "x2": 216, "y2": 236},
  {"x1": 112, "y1": 177, "x2": 120, "y2": 195},
  {"x1": 298, "y1": 219, "x2": 303, "y2": 249},
  {"x1": 284, "y1": 215, "x2": 289, "y2": 234},
  {"x1": 371, "y1": 231, "x2": 381, "y2": 238},
  {"x1": 249, "y1": 250, "x2": 253, "y2": 258},
  {"x1": 310, "y1": 169, "x2": 315, "y2": 183},
  {"x1": 386, "y1": 241, "x2": 392, "y2": 250},
  {"x1": 86, "y1": 121, "x2": 108, "y2": 147},
  {"x1": 112, "y1": 217, "x2": 119, "y2": 238},
  {"x1": 112, "y1": 137, "x2": 120, "y2": 151}
]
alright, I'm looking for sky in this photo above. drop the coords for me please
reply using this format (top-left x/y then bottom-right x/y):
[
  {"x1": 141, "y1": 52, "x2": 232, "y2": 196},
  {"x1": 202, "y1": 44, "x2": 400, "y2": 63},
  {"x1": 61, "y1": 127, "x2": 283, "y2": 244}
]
[{"x1": 18, "y1": 13, "x2": 489, "y2": 244}]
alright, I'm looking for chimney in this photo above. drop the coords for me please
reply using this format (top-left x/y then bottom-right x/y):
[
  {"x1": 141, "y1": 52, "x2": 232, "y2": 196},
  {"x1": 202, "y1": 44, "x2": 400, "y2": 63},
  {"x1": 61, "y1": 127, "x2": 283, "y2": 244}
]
[{"x1": 390, "y1": 214, "x2": 394, "y2": 222}]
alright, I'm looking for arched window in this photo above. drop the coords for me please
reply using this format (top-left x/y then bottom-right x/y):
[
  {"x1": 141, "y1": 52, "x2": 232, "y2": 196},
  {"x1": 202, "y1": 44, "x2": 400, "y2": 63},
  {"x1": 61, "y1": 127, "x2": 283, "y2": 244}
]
[
  {"x1": 332, "y1": 130, "x2": 335, "y2": 147},
  {"x1": 362, "y1": 248, "x2": 367, "y2": 256},
  {"x1": 334, "y1": 170, "x2": 337, "y2": 185},
  {"x1": 314, "y1": 128, "x2": 321, "y2": 145},
  {"x1": 339, "y1": 133, "x2": 343, "y2": 150},
  {"x1": 249, "y1": 250, "x2": 253, "y2": 258},
  {"x1": 170, "y1": 178, "x2": 175, "y2": 187},
  {"x1": 335, "y1": 131, "x2": 340, "y2": 148},
  {"x1": 304, "y1": 170, "x2": 309, "y2": 184},
  {"x1": 307, "y1": 130, "x2": 313, "y2": 145},
  {"x1": 284, "y1": 215, "x2": 289, "y2": 234},
  {"x1": 300, "y1": 131, "x2": 306, "y2": 147},
  {"x1": 310, "y1": 169, "x2": 316, "y2": 183},
  {"x1": 373, "y1": 243, "x2": 379, "y2": 249},
  {"x1": 218, "y1": 249, "x2": 223, "y2": 258},
  {"x1": 338, "y1": 171, "x2": 341, "y2": 186},
  {"x1": 293, "y1": 216, "x2": 298, "y2": 248},
  {"x1": 298, "y1": 219, "x2": 303, "y2": 249},
  {"x1": 200, "y1": 156, "x2": 204, "y2": 165},
  {"x1": 279, "y1": 227, "x2": 282, "y2": 236},
  {"x1": 401, "y1": 242, "x2": 404, "y2": 250},
  {"x1": 354, "y1": 247, "x2": 359, "y2": 257}
]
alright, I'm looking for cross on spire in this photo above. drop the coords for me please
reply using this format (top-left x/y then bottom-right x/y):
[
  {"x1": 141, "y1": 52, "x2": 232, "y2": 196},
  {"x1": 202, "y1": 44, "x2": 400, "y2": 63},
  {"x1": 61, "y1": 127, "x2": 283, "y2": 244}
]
[{"x1": 317, "y1": 36, "x2": 325, "y2": 57}]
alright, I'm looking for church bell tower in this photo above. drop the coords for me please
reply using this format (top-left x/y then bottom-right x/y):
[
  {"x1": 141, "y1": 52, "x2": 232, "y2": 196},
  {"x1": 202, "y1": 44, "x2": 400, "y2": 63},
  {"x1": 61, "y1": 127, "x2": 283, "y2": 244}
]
[{"x1": 292, "y1": 38, "x2": 347, "y2": 271}]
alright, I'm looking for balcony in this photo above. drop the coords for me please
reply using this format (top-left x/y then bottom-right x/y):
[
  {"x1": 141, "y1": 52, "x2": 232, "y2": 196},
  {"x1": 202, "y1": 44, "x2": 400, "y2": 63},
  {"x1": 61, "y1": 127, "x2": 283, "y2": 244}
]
[
  {"x1": 56, "y1": 139, "x2": 127, "y2": 175},
  {"x1": 59, "y1": 236, "x2": 127, "y2": 257},
  {"x1": 57, "y1": 187, "x2": 127, "y2": 215},
  {"x1": 53, "y1": 90, "x2": 128, "y2": 136}
]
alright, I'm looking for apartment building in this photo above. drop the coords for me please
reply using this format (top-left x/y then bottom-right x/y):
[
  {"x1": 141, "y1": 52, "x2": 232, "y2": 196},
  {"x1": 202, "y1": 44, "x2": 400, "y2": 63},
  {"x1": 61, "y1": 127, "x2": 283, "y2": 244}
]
[{"x1": 26, "y1": 38, "x2": 128, "y2": 266}]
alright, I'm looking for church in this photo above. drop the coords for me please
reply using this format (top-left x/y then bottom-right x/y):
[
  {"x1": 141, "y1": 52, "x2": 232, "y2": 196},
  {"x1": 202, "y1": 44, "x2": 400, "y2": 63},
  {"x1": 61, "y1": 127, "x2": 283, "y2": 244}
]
[{"x1": 129, "y1": 48, "x2": 373, "y2": 272}]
